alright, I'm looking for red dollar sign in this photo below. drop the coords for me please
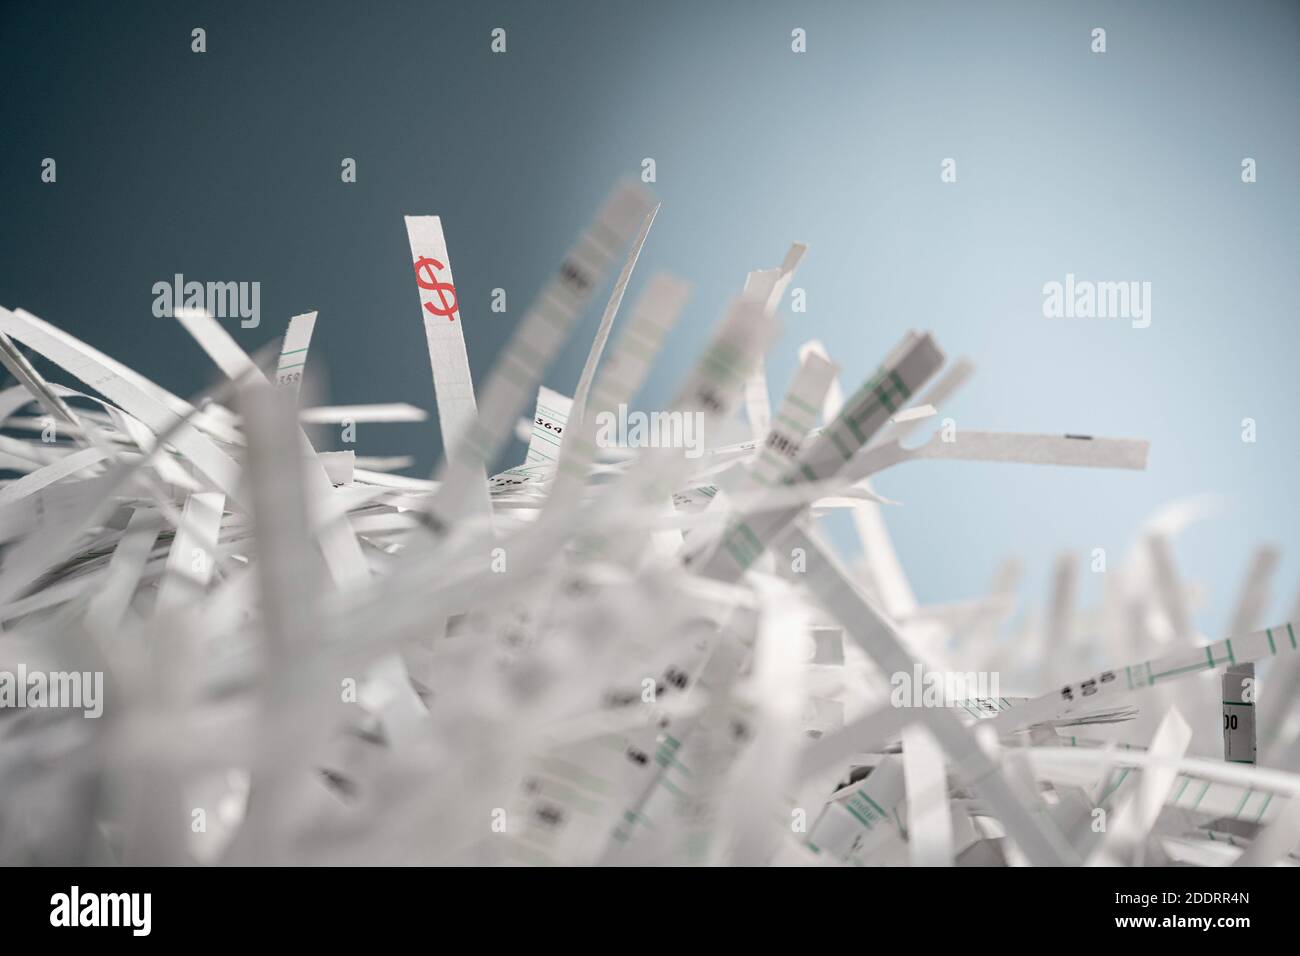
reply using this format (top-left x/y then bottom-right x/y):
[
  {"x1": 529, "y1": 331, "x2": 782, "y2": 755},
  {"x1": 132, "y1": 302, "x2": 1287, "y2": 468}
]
[{"x1": 413, "y1": 256, "x2": 459, "y2": 320}]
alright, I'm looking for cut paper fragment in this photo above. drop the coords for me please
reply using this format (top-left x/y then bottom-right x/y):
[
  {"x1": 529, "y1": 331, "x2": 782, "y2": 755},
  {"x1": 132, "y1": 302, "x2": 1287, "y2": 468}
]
[{"x1": 0, "y1": 183, "x2": 1292, "y2": 870}]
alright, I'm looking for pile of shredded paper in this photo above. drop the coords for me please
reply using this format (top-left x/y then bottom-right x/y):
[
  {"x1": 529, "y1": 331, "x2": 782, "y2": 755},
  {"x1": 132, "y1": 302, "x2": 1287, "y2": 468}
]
[{"x1": 1, "y1": 182, "x2": 1297, "y2": 866}]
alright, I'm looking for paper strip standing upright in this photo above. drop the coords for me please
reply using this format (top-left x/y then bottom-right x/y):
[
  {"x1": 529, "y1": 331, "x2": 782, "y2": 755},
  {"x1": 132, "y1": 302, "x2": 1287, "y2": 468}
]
[
  {"x1": 1221, "y1": 546, "x2": 1275, "y2": 765},
  {"x1": 405, "y1": 216, "x2": 490, "y2": 519}
]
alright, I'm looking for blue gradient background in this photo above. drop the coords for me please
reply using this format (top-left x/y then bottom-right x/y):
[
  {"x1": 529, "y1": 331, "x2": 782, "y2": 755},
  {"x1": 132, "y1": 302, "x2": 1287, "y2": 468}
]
[{"x1": 2, "y1": 0, "x2": 1297, "y2": 635}]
